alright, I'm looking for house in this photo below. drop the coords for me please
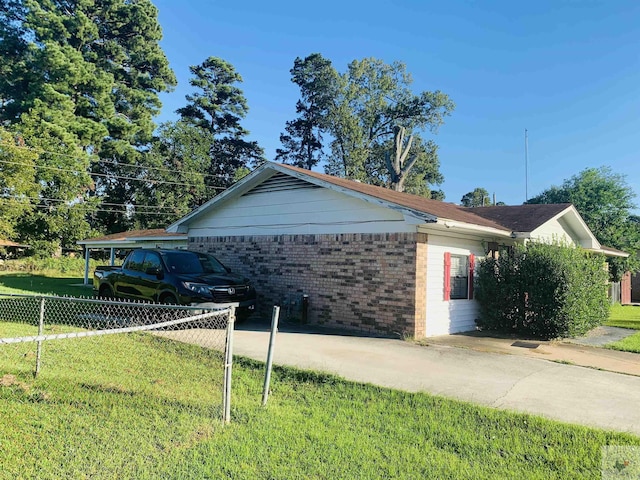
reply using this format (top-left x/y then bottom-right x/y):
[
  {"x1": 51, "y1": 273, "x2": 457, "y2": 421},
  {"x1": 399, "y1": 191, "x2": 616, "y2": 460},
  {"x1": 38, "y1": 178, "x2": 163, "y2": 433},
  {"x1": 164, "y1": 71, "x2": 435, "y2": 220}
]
[
  {"x1": 165, "y1": 162, "x2": 626, "y2": 338},
  {"x1": 0, "y1": 239, "x2": 29, "y2": 258}
]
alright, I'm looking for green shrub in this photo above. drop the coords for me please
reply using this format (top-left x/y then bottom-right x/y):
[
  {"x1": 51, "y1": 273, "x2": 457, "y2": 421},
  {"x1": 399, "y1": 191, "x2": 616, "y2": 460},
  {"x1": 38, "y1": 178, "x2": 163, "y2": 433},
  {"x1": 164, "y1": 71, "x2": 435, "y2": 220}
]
[
  {"x1": 26, "y1": 240, "x2": 60, "y2": 259},
  {"x1": 475, "y1": 242, "x2": 609, "y2": 339}
]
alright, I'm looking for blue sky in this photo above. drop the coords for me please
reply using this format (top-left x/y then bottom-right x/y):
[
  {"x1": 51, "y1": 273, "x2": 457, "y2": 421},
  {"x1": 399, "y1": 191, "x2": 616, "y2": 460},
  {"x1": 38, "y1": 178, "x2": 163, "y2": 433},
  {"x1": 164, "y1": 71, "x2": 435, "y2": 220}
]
[{"x1": 152, "y1": 0, "x2": 640, "y2": 207}]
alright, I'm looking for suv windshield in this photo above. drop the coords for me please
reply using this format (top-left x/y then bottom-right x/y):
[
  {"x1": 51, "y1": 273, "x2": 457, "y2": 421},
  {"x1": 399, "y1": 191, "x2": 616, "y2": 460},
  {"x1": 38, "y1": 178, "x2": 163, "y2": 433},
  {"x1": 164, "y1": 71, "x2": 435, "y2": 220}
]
[{"x1": 162, "y1": 251, "x2": 228, "y2": 275}]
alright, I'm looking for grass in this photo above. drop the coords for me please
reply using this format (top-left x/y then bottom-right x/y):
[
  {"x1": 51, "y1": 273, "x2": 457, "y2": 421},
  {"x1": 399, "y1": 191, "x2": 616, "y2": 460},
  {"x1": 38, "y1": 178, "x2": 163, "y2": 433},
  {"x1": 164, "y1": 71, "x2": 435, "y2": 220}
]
[
  {"x1": 0, "y1": 271, "x2": 639, "y2": 477},
  {"x1": 0, "y1": 272, "x2": 92, "y2": 297},
  {"x1": 603, "y1": 304, "x2": 640, "y2": 353},
  {"x1": 606, "y1": 333, "x2": 640, "y2": 354},
  {"x1": 0, "y1": 323, "x2": 638, "y2": 479},
  {"x1": 605, "y1": 304, "x2": 640, "y2": 330}
]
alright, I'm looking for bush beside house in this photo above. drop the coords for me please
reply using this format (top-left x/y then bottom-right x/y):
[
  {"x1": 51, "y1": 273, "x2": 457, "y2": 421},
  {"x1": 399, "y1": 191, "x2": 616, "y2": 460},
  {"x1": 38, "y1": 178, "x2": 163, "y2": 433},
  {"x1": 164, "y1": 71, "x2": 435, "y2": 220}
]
[{"x1": 475, "y1": 242, "x2": 609, "y2": 339}]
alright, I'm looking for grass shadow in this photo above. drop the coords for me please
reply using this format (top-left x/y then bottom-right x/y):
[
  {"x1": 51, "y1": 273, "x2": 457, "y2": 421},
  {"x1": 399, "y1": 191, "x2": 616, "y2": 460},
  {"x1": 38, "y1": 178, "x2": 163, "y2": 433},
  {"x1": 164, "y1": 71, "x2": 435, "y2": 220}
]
[{"x1": 0, "y1": 273, "x2": 91, "y2": 297}]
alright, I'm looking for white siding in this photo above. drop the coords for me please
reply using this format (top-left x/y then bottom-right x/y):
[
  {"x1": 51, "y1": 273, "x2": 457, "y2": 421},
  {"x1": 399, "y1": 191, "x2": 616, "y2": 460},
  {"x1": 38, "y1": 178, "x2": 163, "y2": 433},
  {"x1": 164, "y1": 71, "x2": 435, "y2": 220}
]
[
  {"x1": 425, "y1": 234, "x2": 484, "y2": 336},
  {"x1": 188, "y1": 187, "x2": 418, "y2": 236},
  {"x1": 530, "y1": 217, "x2": 578, "y2": 246}
]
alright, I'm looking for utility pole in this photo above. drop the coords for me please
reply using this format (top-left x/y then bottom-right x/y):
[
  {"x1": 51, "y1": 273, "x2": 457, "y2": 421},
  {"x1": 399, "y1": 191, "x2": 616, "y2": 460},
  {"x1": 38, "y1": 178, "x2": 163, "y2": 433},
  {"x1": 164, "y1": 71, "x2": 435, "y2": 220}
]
[{"x1": 525, "y1": 128, "x2": 529, "y2": 202}]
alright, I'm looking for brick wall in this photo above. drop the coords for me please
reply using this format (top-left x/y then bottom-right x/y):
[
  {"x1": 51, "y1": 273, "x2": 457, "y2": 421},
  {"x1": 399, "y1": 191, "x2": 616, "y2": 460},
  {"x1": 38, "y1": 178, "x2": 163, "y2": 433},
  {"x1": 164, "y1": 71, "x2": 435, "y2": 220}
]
[{"x1": 189, "y1": 232, "x2": 427, "y2": 338}]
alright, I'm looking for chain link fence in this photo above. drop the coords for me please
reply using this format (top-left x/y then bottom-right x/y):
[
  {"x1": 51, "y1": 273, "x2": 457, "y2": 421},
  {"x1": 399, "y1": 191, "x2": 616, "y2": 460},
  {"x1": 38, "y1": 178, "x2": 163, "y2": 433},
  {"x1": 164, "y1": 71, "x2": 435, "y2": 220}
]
[{"x1": 0, "y1": 294, "x2": 236, "y2": 429}]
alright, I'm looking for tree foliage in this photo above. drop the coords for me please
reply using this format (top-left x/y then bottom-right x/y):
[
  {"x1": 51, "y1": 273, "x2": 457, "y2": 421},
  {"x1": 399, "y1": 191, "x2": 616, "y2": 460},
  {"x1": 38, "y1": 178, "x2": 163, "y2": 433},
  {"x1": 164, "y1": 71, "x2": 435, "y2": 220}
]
[
  {"x1": 178, "y1": 56, "x2": 265, "y2": 189},
  {"x1": 278, "y1": 54, "x2": 453, "y2": 197},
  {"x1": 275, "y1": 54, "x2": 336, "y2": 169},
  {"x1": 0, "y1": 127, "x2": 38, "y2": 239},
  {"x1": 0, "y1": 0, "x2": 176, "y2": 241},
  {"x1": 526, "y1": 167, "x2": 639, "y2": 277},
  {"x1": 461, "y1": 187, "x2": 490, "y2": 207},
  {"x1": 133, "y1": 121, "x2": 212, "y2": 229}
]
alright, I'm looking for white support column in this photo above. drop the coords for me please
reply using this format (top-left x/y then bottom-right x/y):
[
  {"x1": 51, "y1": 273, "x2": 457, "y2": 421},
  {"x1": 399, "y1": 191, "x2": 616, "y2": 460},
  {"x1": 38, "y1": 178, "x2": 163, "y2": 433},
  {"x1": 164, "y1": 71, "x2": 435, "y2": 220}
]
[{"x1": 84, "y1": 246, "x2": 90, "y2": 285}]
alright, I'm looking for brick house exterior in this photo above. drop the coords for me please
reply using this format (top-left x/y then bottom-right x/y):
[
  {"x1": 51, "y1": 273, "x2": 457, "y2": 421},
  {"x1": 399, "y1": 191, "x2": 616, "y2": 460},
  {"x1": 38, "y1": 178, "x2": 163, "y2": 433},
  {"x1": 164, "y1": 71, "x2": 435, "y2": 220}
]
[
  {"x1": 190, "y1": 232, "x2": 427, "y2": 337},
  {"x1": 166, "y1": 162, "x2": 627, "y2": 338}
]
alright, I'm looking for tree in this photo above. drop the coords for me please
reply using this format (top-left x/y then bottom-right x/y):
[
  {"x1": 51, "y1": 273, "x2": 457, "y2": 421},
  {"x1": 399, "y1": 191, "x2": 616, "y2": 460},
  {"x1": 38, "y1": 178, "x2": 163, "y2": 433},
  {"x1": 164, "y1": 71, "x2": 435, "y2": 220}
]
[
  {"x1": 0, "y1": 127, "x2": 38, "y2": 239},
  {"x1": 133, "y1": 121, "x2": 212, "y2": 228},
  {"x1": 328, "y1": 58, "x2": 453, "y2": 192},
  {"x1": 275, "y1": 54, "x2": 337, "y2": 169},
  {"x1": 461, "y1": 187, "x2": 490, "y2": 207},
  {"x1": 178, "y1": 57, "x2": 265, "y2": 189},
  {"x1": 0, "y1": 0, "x2": 176, "y2": 239},
  {"x1": 526, "y1": 166, "x2": 640, "y2": 277},
  {"x1": 278, "y1": 55, "x2": 453, "y2": 196}
]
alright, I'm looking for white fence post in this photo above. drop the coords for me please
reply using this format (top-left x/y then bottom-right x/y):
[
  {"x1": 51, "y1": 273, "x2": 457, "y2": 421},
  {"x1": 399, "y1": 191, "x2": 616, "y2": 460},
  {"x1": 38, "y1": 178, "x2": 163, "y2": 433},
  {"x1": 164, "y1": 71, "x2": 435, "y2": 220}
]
[
  {"x1": 262, "y1": 305, "x2": 280, "y2": 406},
  {"x1": 222, "y1": 305, "x2": 236, "y2": 424},
  {"x1": 34, "y1": 297, "x2": 45, "y2": 377}
]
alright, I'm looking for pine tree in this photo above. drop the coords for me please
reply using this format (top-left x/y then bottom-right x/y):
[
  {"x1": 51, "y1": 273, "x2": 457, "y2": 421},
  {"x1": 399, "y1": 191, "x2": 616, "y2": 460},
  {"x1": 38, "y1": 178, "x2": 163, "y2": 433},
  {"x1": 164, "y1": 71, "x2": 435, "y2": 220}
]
[{"x1": 178, "y1": 57, "x2": 265, "y2": 189}]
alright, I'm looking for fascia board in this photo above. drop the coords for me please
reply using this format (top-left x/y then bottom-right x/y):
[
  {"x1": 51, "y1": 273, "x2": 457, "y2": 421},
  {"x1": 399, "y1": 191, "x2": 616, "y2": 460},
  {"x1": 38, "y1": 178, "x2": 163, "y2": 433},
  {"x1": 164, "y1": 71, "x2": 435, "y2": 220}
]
[{"x1": 435, "y1": 218, "x2": 512, "y2": 237}]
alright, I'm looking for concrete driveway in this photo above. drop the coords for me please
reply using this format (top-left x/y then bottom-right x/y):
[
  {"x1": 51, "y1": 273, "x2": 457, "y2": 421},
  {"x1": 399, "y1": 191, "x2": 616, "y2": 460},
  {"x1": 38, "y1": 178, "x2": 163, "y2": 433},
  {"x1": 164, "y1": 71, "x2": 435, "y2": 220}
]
[{"x1": 235, "y1": 320, "x2": 640, "y2": 437}]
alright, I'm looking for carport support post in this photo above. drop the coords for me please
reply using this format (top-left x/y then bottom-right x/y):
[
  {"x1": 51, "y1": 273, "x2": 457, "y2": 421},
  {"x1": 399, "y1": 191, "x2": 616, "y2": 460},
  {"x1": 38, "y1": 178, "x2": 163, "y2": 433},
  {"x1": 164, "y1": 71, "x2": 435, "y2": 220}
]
[
  {"x1": 262, "y1": 305, "x2": 280, "y2": 406},
  {"x1": 83, "y1": 246, "x2": 90, "y2": 285},
  {"x1": 222, "y1": 306, "x2": 236, "y2": 424},
  {"x1": 109, "y1": 247, "x2": 115, "y2": 266}
]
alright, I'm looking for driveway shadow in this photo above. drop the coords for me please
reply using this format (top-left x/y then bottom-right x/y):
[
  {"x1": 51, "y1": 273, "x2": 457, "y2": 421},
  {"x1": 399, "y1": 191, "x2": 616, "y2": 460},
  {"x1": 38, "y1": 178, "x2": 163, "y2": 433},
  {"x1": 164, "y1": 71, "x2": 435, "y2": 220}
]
[{"x1": 236, "y1": 315, "x2": 394, "y2": 339}]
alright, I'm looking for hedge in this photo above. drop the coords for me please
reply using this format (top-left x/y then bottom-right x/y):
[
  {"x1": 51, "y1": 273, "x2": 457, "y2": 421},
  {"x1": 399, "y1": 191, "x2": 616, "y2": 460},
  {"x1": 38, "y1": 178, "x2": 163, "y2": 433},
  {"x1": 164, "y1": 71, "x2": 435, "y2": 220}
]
[{"x1": 475, "y1": 242, "x2": 609, "y2": 339}]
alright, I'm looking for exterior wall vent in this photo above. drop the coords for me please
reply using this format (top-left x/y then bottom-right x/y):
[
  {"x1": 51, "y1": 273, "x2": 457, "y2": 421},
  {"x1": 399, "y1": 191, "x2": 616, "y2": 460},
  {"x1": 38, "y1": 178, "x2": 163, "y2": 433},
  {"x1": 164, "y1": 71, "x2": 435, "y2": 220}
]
[{"x1": 243, "y1": 172, "x2": 320, "y2": 196}]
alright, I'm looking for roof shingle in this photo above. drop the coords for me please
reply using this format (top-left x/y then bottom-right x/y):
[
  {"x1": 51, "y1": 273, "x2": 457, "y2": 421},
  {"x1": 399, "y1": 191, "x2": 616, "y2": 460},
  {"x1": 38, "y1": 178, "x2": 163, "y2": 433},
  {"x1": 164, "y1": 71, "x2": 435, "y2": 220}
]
[{"x1": 278, "y1": 164, "x2": 571, "y2": 232}]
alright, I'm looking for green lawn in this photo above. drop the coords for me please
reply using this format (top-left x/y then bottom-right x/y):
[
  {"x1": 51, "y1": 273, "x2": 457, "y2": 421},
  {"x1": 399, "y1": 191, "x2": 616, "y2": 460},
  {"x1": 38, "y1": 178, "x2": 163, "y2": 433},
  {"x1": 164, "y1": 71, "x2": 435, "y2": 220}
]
[
  {"x1": 0, "y1": 272, "x2": 92, "y2": 297},
  {"x1": 604, "y1": 304, "x2": 640, "y2": 353},
  {"x1": 0, "y1": 272, "x2": 639, "y2": 477},
  {"x1": 605, "y1": 304, "x2": 640, "y2": 330},
  {"x1": 606, "y1": 333, "x2": 640, "y2": 354},
  {"x1": 0, "y1": 321, "x2": 638, "y2": 479}
]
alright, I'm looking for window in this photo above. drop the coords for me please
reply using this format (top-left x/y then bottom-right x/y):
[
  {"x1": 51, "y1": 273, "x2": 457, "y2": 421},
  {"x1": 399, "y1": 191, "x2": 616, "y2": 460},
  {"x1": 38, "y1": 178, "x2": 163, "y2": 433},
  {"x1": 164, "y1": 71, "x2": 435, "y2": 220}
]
[
  {"x1": 124, "y1": 249, "x2": 145, "y2": 272},
  {"x1": 141, "y1": 252, "x2": 162, "y2": 273},
  {"x1": 444, "y1": 252, "x2": 475, "y2": 300}
]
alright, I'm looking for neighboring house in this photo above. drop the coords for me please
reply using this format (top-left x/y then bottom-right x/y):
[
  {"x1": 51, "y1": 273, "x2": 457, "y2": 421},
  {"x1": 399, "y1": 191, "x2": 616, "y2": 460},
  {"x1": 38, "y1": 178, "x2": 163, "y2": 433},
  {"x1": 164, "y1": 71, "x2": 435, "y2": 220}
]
[
  {"x1": 164, "y1": 162, "x2": 626, "y2": 338},
  {"x1": 77, "y1": 229, "x2": 187, "y2": 285},
  {"x1": 0, "y1": 239, "x2": 29, "y2": 258}
]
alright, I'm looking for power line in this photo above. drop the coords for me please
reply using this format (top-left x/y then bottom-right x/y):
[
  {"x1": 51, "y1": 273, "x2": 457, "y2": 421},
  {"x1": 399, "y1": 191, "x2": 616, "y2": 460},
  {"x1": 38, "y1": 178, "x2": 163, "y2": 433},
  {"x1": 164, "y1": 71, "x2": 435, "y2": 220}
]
[
  {"x1": 0, "y1": 157, "x2": 225, "y2": 189},
  {"x1": 96, "y1": 156, "x2": 224, "y2": 181},
  {"x1": 5, "y1": 202, "x2": 185, "y2": 216},
  {"x1": 1, "y1": 139, "x2": 232, "y2": 183},
  {"x1": 0, "y1": 193, "x2": 195, "y2": 211}
]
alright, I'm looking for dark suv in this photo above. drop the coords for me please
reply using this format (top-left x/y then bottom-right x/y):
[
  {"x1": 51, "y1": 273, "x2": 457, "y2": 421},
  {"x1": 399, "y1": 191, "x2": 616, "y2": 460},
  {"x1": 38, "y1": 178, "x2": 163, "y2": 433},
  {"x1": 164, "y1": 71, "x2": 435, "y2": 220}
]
[{"x1": 94, "y1": 249, "x2": 256, "y2": 319}]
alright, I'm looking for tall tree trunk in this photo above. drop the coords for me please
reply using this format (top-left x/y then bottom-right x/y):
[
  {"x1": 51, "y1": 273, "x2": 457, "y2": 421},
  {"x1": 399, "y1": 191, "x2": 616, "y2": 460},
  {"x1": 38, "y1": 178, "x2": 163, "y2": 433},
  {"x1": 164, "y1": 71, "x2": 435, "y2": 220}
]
[{"x1": 385, "y1": 125, "x2": 419, "y2": 192}]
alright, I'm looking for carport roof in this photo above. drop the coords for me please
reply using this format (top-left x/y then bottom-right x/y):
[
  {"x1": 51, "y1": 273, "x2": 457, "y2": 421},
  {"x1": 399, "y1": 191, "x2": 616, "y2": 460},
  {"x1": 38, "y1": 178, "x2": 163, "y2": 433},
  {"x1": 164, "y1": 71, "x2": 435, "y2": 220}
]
[{"x1": 77, "y1": 229, "x2": 187, "y2": 248}]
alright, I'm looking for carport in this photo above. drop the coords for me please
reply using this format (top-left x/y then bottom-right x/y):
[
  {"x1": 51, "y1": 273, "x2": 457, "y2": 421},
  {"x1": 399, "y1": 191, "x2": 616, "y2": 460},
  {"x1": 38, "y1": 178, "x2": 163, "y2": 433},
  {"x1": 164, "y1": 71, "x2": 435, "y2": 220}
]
[{"x1": 77, "y1": 229, "x2": 187, "y2": 285}]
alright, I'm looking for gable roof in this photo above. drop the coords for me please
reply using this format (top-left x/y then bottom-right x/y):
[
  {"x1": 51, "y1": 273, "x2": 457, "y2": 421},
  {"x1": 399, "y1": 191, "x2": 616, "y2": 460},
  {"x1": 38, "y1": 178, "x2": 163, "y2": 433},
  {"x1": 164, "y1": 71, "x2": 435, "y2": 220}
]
[
  {"x1": 275, "y1": 164, "x2": 512, "y2": 231},
  {"x1": 467, "y1": 204, "x2": 573, "y2": 232},
  {"x1": 167, "y1": 162, "x2": 622, "y2": 256}
]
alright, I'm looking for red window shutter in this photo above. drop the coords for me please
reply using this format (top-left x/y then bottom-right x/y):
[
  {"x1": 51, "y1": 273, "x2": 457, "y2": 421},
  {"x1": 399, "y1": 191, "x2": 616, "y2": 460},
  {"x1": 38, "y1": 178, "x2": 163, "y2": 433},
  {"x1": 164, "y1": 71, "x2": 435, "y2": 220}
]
[
  {"x1": 444, "y1": 252, "x2": 451, "y2": 301},
  {"x1": 468, "y1": 254, "x2": 475, "y2": 300}
]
